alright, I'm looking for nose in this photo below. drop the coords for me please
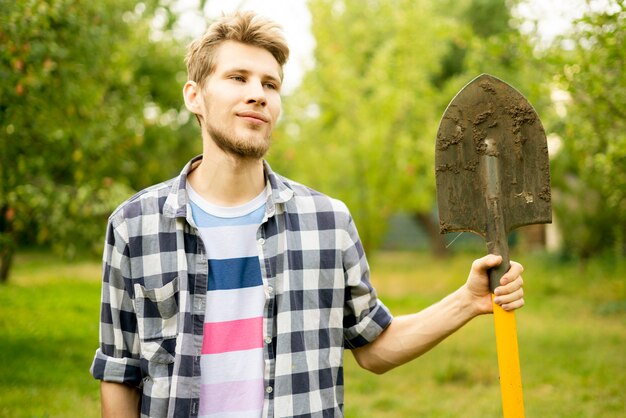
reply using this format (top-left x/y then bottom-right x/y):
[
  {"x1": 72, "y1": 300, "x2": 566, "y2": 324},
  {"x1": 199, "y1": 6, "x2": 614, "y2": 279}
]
[{"x1": 245, "y1": 80, "x2": 267, "y2": 106}]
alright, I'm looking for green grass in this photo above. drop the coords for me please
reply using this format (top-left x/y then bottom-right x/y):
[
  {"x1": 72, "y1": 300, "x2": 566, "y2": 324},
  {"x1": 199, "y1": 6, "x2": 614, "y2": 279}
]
[
  {"x1": 344, "y1": 251, "x2": 626, "y2": 417},
  {"x1": 0, "y1": 253, "x2": 102, "y2": 418},
  {"x1": 0, "y1": 250, "x2": 624, "y2": 417}
]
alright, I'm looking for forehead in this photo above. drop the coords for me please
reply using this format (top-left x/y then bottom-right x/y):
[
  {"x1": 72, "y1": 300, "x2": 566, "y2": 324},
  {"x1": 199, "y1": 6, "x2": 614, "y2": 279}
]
[{"x1": 213, "y1": 40, "x2": 281, "y2": 79}]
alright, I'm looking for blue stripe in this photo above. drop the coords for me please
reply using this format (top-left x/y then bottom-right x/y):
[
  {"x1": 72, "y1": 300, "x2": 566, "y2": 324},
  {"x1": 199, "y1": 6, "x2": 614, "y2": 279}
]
[
  {"x1": 190, "y1": 201, "x2": 265, "y2": 228},
  {"x1": 208, "y1": 257, "x2": 263, "y2": 290}
]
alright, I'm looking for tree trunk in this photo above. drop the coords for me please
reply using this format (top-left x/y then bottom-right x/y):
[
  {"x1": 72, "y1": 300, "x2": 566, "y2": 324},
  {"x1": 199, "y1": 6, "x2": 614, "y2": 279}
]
[
  {"x1": 0, "y1": 243, "x2": 14, "y2": 283},
  {"x1": 0, "y1": 205, "x2": 15, "y2": 283},
  {"x1": 413, "y1": 212, "x2": 448, "y2": 258}
]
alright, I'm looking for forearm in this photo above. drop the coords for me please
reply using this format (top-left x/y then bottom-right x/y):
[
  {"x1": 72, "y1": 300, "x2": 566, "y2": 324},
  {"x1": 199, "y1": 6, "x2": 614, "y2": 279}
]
[
  {"x1": 101, "y1": 381, "x2": 141, "y2": 418},
  {"x1": 352, "y1": 286, "x2": 480, "y2": 374}
]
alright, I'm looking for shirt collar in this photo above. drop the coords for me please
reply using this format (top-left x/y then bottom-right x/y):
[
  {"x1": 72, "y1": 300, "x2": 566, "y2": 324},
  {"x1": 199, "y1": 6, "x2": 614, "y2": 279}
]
[
  {"x1": 162, "y1": 155, "x2": 294, "y2": 219},
  {"x1": 263, "y1": 160, "x2": 294, "y2": 205}
]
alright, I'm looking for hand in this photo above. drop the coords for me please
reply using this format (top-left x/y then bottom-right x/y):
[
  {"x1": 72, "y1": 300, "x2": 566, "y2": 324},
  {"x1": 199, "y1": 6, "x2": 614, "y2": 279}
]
[{"x1": 465, "y1": 254, "x2": 525, "y2": 315}]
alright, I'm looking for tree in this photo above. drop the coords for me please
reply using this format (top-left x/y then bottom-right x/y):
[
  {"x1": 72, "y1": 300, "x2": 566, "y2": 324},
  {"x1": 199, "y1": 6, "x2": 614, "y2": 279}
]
[
  {"x1": 271, "y1": 0, "x2": 547, "y2": 254},
  {"x1": 0, "y1": 0, "x2": 199, "y2": 281},
  {"x1": 549, "y1": 0, "x2": 626, "y2": 258},
  {"x1": 271, "y1": 0, "x2": 450, "y2": 253}
]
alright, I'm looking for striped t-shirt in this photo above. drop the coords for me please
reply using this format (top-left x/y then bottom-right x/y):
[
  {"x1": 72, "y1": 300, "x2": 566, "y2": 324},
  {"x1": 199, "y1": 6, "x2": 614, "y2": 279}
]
[{"x1": 188, "y1": 184, "x2": 266, "y2": 418}]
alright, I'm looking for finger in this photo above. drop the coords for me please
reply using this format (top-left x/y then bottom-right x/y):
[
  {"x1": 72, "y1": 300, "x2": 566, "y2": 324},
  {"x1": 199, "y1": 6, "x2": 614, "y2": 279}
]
[
  {"x1": 500, "y1": 296, "x2": 525, "y2": 311},
  {"x1": 473, "y1": 254, "x2": 503, "y2": 272},
  {"x1": 494, "y1": 276, "x2": 524, "y2": 296},
  {"x1": 500, "y1": 260, "x2": 524, "y2": 285},
  {"x1": 494, "y1": 287, "x2": 524, "y2": 305}
]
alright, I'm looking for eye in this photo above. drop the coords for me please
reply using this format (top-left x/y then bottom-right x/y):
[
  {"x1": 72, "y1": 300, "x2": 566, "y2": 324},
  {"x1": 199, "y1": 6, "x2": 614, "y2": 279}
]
[
  {"x1": 264, "y1": 82, "x2": 278, "y2": 90},
  {"x1": 230, "y1": 75, "x2": 245, "y2": 82}
]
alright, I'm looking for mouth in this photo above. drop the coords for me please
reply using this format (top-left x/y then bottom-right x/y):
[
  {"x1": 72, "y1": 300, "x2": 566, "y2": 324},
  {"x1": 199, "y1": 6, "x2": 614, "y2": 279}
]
[{"x1": 237, "y1": 111, "x2": 269, "y2": 124}]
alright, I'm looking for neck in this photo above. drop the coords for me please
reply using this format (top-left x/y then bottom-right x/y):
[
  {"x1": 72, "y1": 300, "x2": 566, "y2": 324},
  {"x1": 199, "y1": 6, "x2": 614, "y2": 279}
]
[{"x1": 188, "y1": 140, "x2": 265, "y2": 207}]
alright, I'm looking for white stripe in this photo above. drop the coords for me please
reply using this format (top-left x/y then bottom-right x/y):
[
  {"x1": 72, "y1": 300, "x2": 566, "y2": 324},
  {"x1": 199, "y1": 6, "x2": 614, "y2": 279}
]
[
  {"x1": 200, "y1": 348, "x2": 264, "y2": 384},
  {"x1": 206, "y1": 286, "x2": 265, "y2": 323},
  {"x1": 199, "y1": 224, "x2": 260, "y2": 259}
]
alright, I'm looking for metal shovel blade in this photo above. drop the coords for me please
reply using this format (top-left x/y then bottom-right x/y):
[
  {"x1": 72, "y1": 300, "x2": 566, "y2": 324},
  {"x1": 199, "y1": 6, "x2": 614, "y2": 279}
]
[
  {"x1": 435, "y1": 74, "x2": 552, "y2": 418},
  {"x1": 436, "y1": 73, "x2": 551, "y2": 241}
]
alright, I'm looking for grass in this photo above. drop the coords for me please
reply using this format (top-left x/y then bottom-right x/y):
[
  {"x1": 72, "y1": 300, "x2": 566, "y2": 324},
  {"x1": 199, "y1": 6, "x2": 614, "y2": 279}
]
[
  {"x1": 344, "y1": 251, "x2": 626, "y2": 417},
  {"x1": 0, "y1": 250, "x2": 624, "y2": 417},
  {"x1": 0, "y1": 252, "x2": 102, "y2": 418}
]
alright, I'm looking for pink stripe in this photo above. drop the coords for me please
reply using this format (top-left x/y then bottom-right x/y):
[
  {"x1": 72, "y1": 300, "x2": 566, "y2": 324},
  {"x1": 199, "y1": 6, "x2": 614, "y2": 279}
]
[
  {"x1": 202, "y1": 317, "x2": 263, "y2": 354},
  {"x1": 199, "y1": 379, "x2": 264, "y2": 414}
]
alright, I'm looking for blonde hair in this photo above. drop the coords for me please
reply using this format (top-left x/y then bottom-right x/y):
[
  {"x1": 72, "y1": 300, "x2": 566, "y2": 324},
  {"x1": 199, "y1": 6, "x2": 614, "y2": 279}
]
[{"x1": 185, "y1": 11, "x2": 290, "y2": 85}]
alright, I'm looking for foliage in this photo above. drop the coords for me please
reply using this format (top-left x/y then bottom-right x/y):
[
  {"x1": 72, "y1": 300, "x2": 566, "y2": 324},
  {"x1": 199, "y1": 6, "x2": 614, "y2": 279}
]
[
  {"x1": 548, "y1": 0, "x2": 626, "y2": 258},
  {"x1": 272, "y1": 0, "x2": 456, "y2": 251},
  {"x1": 3, "y1": 0, "x2": 622, "y2": 278},
  {"x1": 272, "y1": 0, "x2": 547, "y2": 252},
  {"x1": 0, "y1": 0, "x2": 200, "y2": 280}
]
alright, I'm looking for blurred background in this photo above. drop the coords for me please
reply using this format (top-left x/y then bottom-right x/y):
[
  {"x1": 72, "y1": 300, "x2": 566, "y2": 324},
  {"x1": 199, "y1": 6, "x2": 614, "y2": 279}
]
[{"x1": 1, "y1": 0, "x2": 624, "y2": 416}]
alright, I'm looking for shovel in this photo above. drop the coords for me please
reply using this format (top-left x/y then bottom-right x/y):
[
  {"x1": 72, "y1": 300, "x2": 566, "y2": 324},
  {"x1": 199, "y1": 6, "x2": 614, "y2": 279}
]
[{"x1": 435, "y1": 74, "x2": 552, "y2": 417}]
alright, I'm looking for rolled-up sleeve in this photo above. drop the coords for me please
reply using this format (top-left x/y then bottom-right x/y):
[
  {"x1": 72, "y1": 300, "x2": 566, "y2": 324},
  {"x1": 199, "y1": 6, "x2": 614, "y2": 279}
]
[
  {"x1": 341, "y1": 213, "x2": 393, "y2": 349},
  {"x1": 90, "y1": 215, "x2": 142, "y2": 387}
]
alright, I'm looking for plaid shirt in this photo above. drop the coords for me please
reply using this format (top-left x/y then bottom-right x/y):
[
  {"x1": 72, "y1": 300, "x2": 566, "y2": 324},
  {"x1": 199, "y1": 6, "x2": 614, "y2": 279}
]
[{"x1": 91, "y1": 155, "x2": 393, "y2": 417}]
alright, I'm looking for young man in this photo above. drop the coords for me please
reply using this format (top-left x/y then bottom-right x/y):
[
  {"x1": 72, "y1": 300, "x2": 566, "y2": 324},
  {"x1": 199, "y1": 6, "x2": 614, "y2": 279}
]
[{"x1": 91, "y1": 11, "x2": 525, "y2": 418}]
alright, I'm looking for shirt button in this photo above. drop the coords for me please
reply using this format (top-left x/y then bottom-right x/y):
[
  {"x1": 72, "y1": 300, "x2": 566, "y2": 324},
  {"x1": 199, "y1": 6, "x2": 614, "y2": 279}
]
[
  {"x1": 267, "y1": 286, "x2": 274, "y2": 294},
  {"x1": 258, "y1": 238, "x2": 265, "y2": 245},
  {"x1": 265, "y1": 386, "x2": 273, "y2": 394},
  {"x1": 264, "y1": 336, "x2": 272, "y2": 344}
]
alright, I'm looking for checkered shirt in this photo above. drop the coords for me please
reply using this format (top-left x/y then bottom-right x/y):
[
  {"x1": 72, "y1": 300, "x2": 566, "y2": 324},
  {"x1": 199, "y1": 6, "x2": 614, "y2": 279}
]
[{"x1": 90, "y1": 155, "x2": 393, "y2": 417}]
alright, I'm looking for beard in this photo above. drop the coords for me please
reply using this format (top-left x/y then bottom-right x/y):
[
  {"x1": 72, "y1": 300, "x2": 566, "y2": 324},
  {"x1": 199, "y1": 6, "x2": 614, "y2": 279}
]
[{"x1": 205, "y1": 119, "x2": 272, "y2": 160}]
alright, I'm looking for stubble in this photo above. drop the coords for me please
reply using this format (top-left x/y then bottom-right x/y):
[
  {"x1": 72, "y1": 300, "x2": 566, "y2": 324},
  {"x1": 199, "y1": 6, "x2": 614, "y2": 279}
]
[{"x1": 204, "y1": 120, "x2": 272, "y2": 160}]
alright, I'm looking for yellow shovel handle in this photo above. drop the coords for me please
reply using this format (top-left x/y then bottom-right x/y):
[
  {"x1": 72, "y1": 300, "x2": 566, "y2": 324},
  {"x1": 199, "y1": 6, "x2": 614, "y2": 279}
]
[{"x1": 493, "y1": 295, "x2": 525, "y2": 418}]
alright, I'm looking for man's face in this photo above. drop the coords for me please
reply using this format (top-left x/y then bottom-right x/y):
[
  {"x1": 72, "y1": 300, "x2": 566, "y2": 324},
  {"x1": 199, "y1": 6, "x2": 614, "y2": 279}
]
[{"x1": 197, "y1": 41, "x2": 282, "y2": 160}]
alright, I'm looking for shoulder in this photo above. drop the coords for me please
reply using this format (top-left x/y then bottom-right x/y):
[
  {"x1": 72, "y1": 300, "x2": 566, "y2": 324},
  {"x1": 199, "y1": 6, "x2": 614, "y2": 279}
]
[
  {"x1": 271, "y1": 172, "x2": 354, "y2": 232},
  {"x1": 108, "y1": 177, "x2": 176, "y2": 228},
  {"x1": 277, "y1": 173, "x2": 350, "y2": 212}
]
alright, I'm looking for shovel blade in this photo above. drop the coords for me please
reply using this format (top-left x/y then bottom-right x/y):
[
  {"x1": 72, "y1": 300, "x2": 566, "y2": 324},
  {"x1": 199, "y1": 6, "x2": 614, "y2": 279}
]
[{"x1": 435, "y1": 74, "x2": 552, "y2": 237}]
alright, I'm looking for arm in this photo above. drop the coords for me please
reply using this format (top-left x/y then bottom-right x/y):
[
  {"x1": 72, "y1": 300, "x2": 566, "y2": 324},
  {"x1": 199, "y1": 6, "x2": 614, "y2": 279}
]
[
  {"x1": 91, "y1": 218, "x2": 143, "y2": 410},
  {"x1": 351, "y1": 254, "x2": 524, "y2": 374},
  {"x1": 101, "y1": 381, "x2": 141, "y2": 418}
]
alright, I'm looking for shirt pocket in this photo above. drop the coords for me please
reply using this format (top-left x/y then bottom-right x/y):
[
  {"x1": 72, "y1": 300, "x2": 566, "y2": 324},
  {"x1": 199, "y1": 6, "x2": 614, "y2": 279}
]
[{"x1": 134, "y1": 278, "x2": 179, "y2": 364}]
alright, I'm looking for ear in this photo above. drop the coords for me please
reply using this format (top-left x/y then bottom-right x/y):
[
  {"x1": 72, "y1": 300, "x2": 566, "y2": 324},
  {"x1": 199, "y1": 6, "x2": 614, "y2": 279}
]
[{"x1": 183, "y1": 80, "x2": 203, "y2": 115}]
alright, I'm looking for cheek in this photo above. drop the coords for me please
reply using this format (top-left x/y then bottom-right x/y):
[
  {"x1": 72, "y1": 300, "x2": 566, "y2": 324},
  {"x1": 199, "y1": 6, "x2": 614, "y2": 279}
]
[
  {"x1": 270, "y1": 98, "x2": 282, "y2": 122},
  {"x1": 204, "y1": 99, "x2": 226, "y2": 119}
]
